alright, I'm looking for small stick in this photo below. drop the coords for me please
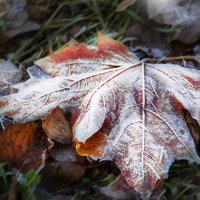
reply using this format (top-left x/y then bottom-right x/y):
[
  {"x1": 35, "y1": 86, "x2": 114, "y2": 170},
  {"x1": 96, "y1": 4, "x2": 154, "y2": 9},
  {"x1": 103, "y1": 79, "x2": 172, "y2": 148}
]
[{"x1": 142, "y1": 56, "x2": 200, "y2": 64}]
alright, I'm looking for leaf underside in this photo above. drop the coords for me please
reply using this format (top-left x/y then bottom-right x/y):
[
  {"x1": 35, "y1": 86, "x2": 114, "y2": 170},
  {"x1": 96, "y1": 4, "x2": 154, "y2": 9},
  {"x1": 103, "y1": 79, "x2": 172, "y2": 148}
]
[{"x1": 1, "y1": 33, "x2": 200, "y2": 199}]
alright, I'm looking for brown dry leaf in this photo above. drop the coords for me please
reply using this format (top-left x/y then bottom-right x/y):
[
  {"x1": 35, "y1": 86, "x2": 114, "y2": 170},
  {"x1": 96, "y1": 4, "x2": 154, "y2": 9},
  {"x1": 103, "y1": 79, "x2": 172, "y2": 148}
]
[
  {"x1": 116, "y1": 0, "x2": 136, "y2": 12},
  {"x1": 0, "y1": 101, "x2": 6, "y2": 107},
  {"x1": 42, "y1": 107, "x2": 71, "y2": 143},
  {"x1": 0, "y1": 123, "x2": 53, "y2": 171},
  {"x1": 1, "y1": 34, "x2": 200, "y2": 199}
]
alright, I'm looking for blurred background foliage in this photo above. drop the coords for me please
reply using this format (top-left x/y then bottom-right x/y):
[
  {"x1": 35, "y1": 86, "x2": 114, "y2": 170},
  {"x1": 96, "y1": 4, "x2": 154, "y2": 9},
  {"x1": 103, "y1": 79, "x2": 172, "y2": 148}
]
[{"x1": 0, "y1": 0, "x2": 144, "y2": 65}]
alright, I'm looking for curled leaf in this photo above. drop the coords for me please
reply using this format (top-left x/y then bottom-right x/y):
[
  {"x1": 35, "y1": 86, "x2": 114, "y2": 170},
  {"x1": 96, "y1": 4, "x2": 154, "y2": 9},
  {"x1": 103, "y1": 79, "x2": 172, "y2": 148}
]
[
  {"x1": 75, "y1": 131, "x2": 107, "y2": 157},
  {"x1": 42, "y1": 107, "x2": 71, "y2": 143}
]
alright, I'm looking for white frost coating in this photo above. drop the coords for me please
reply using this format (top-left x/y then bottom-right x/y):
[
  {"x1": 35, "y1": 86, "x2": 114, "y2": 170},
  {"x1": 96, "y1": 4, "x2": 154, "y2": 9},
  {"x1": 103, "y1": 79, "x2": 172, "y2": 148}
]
[
  {"x1": 74, "y1": 66, "x2": 142, "y2": 143},
  {"x1": 73, "y1": 63, "x2": 200, "y2": 199},
  {"x1": 74, "y1": 93, "x2": 106, "y2": 142},
  {"x1": 2, "y1": 40, "x2": 200, "y2": 199},
  {"x1": 0, "y1": 67, "x2": 123, "y2": 123},
  {"x1": 34, "y1": 46, "x2": 139, "y2": 77}
]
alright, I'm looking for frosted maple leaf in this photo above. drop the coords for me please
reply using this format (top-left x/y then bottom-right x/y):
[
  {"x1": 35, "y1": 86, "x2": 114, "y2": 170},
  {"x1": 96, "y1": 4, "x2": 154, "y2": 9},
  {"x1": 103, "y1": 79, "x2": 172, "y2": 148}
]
[{"x1": 1, "y1": 33, "x2": 200, "y2": 199}]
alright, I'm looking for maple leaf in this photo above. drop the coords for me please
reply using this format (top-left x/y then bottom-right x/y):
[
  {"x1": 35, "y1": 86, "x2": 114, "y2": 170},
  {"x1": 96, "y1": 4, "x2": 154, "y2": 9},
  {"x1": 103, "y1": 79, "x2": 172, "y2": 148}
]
[
  {"x1": 1, "y1": 33, "x2": 200, "y2": 199},
  {"x1": 0, "y1": 33, "x2": 138, "y2": 123}
]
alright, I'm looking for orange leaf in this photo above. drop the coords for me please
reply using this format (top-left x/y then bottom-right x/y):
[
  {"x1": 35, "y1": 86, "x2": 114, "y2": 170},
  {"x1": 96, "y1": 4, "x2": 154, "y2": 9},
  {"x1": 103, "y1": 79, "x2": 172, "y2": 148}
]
[
  {"x1": 0, "y1": 123, "x2": 53, "y2": 171},
  {"x1": 75, "y1": 131, "x2": 107, "y2": 157},
  {"x1": 97, "y1": 32, "x2": 128, "y2": 54},
  {"x1": 42, "y1": 107, "x2": 71, "y2": 143}
]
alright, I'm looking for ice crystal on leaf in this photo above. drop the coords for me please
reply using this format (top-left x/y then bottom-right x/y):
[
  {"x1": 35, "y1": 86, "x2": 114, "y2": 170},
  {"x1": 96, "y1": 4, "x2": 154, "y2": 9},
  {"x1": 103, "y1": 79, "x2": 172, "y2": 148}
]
[{"x1": 1, "y1": 33, "x2": 200, "y2": 199}]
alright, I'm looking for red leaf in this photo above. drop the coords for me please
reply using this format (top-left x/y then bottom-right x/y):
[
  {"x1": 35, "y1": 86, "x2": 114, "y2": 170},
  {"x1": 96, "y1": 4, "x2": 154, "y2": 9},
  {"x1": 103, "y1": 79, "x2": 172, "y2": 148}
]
[
  {"x1": 34, "y1": 32, "x2": 138, "y2": 76},
  {"x1": 51, "y1": 40, "x2": 99, "y2": 63}
]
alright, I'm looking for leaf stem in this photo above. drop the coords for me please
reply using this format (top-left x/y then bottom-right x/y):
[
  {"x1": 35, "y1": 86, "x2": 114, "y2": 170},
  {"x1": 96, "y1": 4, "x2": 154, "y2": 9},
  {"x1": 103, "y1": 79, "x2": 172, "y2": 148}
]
[{"x1": 141, "y1": 60, "x2": 145, "y2": 180}]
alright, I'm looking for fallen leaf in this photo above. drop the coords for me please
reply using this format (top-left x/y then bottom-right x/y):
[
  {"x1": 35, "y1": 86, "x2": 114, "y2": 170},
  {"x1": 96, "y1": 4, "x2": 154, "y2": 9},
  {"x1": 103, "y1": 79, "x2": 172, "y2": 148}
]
[
  {"x1": 0, "y1": 33, "x2": 138, "y2": 123},
  {"x1": 27, "y1": 65, "x2": 51, "y2": 80},
  {"x1": 72, "y1": 61, "x2": 200, "y2": 199},
  {"x1": 75, "y1": 131, "x2": 107, "y2": 157},
  {"x1": 1, "y1": 34, "x2": 200, "y2": 199},
  {"x1": 42, "y1": 107, "x2": 71, "y2": 143},
  {"x1": 116, "y1": 0, "x2": 136, "y2": 12},
  {"x1": 0, "y1": 101, "x2": 6, "y2": 107},
  {"x1": 0, "y1": 82, "x2": 18, "y2": 96},
  {"x1": 0, "y1": 123, "x2": 53, "y2": 171},
  {"x1": 1, "y1": 0, "x2": 40, "y2": 38},
  {"x1": 145, "y1": 0, "x2": 200, "y2": 43}
]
